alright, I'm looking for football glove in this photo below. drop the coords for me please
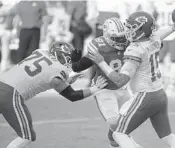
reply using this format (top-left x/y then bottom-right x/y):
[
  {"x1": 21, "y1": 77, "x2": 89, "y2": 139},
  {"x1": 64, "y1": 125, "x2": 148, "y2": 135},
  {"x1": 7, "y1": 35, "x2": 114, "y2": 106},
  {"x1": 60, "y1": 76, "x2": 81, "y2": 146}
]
[{"x1": 71, "y1": 49, "x2": 82, "y2": 62}]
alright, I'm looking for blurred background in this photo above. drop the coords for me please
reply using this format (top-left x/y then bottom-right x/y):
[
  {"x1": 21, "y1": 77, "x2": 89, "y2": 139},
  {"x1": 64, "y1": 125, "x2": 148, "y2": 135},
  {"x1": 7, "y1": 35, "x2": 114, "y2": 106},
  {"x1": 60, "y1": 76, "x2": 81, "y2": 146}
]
[{"x1": 0, "y1": 0, "x2": 174, "y2": 73}]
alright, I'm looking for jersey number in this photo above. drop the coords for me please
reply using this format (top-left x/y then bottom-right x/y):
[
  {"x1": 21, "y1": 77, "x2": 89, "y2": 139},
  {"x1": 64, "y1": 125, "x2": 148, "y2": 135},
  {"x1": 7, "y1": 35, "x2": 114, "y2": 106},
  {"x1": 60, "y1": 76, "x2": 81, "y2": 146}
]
[
  {"x1": 149, "y1": 51, "x2": 161, "y2": 82},
  {"x1": 20, "y1": 51, "x2": 53, "y2": 77}
]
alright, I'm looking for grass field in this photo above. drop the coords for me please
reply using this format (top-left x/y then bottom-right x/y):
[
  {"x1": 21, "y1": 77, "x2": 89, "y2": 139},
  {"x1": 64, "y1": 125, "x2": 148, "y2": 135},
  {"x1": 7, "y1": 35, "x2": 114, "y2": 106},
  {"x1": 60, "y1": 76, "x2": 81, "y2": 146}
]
[{"x1": 0, "y1": 80, "x2": 175, "y2": 148}]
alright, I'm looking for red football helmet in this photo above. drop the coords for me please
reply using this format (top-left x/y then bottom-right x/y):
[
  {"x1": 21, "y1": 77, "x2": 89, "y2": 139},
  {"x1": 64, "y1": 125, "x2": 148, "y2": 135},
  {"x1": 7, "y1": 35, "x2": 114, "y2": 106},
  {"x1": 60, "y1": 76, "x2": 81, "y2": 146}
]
[
  {"x1": 49, "y1": 41, "x2": 75, "y2": 68},
  {"x1": 125, "y1": 11, "x2": 156, "y2": 42}
]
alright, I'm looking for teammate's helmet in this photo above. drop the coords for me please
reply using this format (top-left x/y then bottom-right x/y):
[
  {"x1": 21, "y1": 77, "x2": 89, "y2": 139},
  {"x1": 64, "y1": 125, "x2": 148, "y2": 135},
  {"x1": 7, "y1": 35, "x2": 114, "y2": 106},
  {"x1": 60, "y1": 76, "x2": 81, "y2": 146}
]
[
  {"x1": 103, "y1": 17, "x2": 128, "y2": 50},
  {"x1": 125, "y1": 11, "x2": 156, "y2": 42},
  {"x1": 49, "y1": 42, "x2": 75, "y2": 69}
]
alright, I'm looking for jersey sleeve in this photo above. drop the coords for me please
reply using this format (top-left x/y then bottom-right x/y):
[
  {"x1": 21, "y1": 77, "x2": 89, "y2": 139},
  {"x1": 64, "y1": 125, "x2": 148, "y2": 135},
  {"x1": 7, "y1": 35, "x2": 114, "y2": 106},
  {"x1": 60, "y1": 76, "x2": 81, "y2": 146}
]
[
  {"x1": 124, "y1": 43, "x2": 143, "y2": 66},
  {"x1": 49, "y1": 63, "x2": 69, "y2": 84}
]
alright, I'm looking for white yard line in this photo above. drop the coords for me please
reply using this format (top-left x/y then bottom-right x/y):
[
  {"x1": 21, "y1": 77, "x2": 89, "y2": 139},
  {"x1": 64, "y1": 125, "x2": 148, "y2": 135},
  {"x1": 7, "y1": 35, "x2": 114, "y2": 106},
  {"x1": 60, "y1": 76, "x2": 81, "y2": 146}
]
[
  {"x1": 0, "y1": 117, "x2": 101, "y2": 127},
  {"x1": 0, "y1": 112, "x2": 175, "y2": 127}
]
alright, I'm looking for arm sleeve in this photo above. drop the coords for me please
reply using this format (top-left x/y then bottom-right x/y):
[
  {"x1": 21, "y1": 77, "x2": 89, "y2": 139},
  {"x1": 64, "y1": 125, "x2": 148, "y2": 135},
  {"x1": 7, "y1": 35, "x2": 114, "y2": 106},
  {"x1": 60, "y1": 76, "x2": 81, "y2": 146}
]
[
  {"x1": 60, "y1": 85, "x2": 92, "y2": 102},
  {"x1": 51, "y1": 77, "x2": 92, "y2": 102},
  {"x1": 60, "y1": 85, "x2": 85, "y2": 102},
  {"x1": 72, "y1": 56, "x2": 93, "y2": 72}
]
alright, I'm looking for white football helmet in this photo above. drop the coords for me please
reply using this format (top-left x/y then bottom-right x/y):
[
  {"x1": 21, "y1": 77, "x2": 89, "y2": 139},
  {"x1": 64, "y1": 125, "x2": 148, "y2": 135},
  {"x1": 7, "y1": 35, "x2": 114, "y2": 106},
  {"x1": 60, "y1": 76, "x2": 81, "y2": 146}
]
[{"x1": 103, "y1": 17, "x2": 128, "y2": 50}]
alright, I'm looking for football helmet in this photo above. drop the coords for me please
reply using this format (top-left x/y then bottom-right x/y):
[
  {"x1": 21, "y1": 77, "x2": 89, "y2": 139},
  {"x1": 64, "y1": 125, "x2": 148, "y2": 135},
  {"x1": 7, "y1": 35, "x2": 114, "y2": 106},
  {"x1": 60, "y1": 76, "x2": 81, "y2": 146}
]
[
  {"x1": 49, "y1": 41, "x2": 75, "y2": 69},
  {"x1": 125, "y1": 11, "x2": 156, "y2": 42},
  {"x1": 103, "y1": 17, "x2": 128, "y2": 50}
]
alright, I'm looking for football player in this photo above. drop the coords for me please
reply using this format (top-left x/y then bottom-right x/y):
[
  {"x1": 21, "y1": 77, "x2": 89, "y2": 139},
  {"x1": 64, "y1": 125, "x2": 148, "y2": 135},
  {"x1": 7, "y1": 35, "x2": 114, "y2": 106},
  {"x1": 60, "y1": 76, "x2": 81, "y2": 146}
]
[
  {"x1": 71, "y1": 17, "x2": 143, "y2": 148},
  {"x1": 0, "y1": 41, "x2": 107, "y2": 148},
  {"x1": 87, "y1": 11, "x2": 175, "y2": 148},
  {"x1": 154, "y1": 0, "x2": 175, "y2": 92}
]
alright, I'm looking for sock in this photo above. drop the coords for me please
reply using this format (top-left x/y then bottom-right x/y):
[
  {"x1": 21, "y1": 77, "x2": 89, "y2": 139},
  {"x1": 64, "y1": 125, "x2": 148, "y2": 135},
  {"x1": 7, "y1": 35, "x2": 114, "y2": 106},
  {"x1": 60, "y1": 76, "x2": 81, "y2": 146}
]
[
  {"x1": 162, "y1": 134, "x2": 175, "y2": 148},
  {"x1": 7, "y1": 137, "x2": 31, "y2": 148},
  {"x1": 113, "y1": 132, "x2": 137, "y2": 148}
]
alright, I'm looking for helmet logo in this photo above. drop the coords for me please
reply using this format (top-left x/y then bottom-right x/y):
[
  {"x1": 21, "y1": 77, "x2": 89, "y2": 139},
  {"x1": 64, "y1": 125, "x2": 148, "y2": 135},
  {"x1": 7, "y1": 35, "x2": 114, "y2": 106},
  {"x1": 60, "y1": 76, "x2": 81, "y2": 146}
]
[{"x1": 135, "y1": 16, "x2": 148, "y2": 24}]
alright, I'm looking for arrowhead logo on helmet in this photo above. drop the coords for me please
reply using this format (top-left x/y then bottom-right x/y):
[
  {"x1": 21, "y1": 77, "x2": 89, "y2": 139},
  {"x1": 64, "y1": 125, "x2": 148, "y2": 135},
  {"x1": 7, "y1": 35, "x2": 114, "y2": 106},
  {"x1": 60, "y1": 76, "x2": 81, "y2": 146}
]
[{"x1": 135, "y1": 16, "x2": 148, "y2": 24}]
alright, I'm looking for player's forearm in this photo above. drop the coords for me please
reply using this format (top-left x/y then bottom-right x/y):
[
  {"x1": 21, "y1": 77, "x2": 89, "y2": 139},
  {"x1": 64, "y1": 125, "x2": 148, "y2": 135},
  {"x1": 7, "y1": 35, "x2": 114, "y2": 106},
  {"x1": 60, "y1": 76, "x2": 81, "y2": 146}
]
[
  {"x1": 72, "y1": 57, "x2": 93, "y2": 72},
  {"x1": 156, "y1": 25, "x2": 175, "y2": 40},
  {"x1": 60, "y1": 85, "x2": 98, "y2": 102},
  {"x1": 98, "y1": 61, "x2": 130, "y2": 89}
]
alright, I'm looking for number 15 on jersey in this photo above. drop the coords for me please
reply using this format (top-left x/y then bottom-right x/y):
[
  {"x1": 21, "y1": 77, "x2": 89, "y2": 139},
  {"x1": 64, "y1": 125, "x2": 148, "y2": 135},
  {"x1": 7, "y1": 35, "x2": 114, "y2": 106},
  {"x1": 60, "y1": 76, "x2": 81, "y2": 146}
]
[{"x1": 149, "y1": 51, "x2": 161, "y2": 82}]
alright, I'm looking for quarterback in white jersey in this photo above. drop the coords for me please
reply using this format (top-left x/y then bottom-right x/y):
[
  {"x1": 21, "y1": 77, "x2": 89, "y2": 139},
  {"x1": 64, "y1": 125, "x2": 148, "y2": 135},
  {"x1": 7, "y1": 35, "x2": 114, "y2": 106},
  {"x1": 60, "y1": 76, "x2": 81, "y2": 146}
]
[
  {"x1": 87, "y1": 11, "x2": 175, "y2": 148},
  {"x1": 0, "y1": 41, "x2": 107, "y2": 148}
]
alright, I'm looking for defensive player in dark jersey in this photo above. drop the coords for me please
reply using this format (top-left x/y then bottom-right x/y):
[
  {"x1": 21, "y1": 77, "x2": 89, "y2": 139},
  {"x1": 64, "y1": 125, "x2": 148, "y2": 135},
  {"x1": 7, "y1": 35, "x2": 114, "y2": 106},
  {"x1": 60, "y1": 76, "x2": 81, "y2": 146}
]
[
  {"x1": 0, "y1": 41, "x2": 107, "y2": 148},
  {"x1": 71, "y1": 18, "x2": 143, "y2": 148}
]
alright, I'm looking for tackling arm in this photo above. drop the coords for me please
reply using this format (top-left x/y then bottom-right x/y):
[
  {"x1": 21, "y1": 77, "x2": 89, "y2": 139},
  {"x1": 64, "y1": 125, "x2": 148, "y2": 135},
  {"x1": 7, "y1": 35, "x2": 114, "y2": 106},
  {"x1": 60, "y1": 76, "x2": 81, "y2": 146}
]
[
  {"x1": 97, "y1": 60, "x2": 138, "y2": 89},
  {"x1": 72, "y1": 56, "x2": 93, "y2": 72},
  {"x1": 71, "y1": 48, "x2": 93, "y2": 72},
  {"x1": 50, "y1": 76, "x2": 107, "y2": 102}
]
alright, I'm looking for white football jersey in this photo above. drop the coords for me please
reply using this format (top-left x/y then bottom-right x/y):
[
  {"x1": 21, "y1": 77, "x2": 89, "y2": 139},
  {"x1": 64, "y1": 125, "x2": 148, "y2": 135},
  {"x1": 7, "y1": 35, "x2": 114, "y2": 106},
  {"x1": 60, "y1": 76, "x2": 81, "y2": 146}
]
[
  {"x1": 0, "y1": 49, "x2": 69, "y2": 100},
  {"x1": 123, "y1": 35, "x2": 164, "y2": 94}
]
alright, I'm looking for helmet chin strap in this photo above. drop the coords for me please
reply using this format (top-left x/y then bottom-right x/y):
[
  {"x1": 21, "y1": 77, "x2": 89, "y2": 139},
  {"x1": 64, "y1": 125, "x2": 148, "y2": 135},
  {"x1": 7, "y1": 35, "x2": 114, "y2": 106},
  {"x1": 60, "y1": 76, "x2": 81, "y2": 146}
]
[{"x1": 133, "y1": 32, "x2": 145, "y2": 41}]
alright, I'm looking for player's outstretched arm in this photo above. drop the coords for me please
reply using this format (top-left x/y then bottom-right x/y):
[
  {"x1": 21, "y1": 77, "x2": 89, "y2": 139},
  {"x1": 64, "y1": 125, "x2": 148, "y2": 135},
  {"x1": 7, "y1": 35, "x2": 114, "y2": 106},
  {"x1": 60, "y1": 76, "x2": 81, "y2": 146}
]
[
  {"x1": 71, "y1": 49, "x2": 93, "y2": 72},
  {"x1": 87, "y1": 48, "x2": 138, "y2": 89},
  {"x1": 156, "y1": 9, "x2": 175, "y2": 40},
  {"x1": 50, "y1": 76, "x2": 107, "y2": 102},
  {"x1": 156, "y1": 25, "x2": 175, "y2": 41}
]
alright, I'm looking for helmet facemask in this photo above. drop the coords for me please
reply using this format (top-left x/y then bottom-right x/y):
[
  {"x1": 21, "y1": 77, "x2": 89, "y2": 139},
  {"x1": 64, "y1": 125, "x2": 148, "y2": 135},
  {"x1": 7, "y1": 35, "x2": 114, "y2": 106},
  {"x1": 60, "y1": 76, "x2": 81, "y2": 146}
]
[
  {"x1": 103, "y1": 17, "x2": 128, "y2": 50},
  {"x1": 124, "y1": 20, "x2": 146, "y2": 42}
]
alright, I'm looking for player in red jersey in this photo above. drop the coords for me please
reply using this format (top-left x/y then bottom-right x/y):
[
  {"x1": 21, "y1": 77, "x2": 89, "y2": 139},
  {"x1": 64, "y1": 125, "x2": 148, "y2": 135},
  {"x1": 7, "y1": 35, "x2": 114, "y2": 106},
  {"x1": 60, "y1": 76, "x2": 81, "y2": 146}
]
[
  {"x1": 71, "y1": 17, "x2": 143, "y2": 148},
  {"x1": 0, "y1": 41, "x2": 107, "y2": 148},
  {"x1": 88, "y1": 11, "x2": 175, "y2": 148}
]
